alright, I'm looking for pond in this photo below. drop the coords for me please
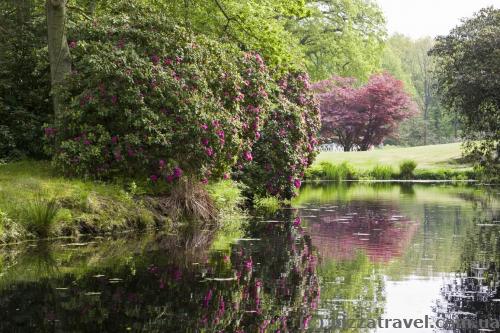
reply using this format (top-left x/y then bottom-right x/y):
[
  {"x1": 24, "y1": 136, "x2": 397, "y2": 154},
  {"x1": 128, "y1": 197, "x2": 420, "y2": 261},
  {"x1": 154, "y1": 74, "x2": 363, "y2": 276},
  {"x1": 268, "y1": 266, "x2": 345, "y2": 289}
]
[{"x1": 0, "y1": 183, "x2": 499, "y2": 332}]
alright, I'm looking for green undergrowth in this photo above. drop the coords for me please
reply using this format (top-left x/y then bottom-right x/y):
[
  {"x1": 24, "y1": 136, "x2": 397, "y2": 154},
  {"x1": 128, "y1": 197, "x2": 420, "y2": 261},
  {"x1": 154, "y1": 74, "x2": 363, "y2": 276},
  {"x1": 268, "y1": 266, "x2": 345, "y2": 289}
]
[
  {"x1": 0, "y1": 161, "x2": 246, "y2": 244},
  {"x1": 305, "y1": 160, "x2": 476, "y2": 182}
]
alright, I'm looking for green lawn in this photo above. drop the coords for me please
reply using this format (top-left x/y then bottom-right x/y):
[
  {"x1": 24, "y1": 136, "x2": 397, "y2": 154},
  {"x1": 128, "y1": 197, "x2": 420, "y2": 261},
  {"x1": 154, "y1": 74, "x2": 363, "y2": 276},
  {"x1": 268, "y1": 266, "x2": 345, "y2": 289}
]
[{"x1": 315, "y1": 142, "x2": 471, "y2": 171}]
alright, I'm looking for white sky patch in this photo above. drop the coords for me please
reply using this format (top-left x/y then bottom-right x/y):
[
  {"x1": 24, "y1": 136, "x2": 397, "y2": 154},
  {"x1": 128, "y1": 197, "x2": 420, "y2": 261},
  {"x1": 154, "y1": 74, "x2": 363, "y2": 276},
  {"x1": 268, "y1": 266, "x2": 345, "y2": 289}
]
[{"x1": 375, "y1": 0, "x2": 500, "y2": 39}]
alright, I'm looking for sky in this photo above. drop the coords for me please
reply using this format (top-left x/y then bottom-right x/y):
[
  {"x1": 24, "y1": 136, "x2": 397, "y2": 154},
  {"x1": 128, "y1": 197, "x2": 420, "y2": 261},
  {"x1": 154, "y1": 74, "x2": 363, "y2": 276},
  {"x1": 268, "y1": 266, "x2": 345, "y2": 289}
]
[{"x1": 376, "y1": 0, "x2": 500, "y2": 39}]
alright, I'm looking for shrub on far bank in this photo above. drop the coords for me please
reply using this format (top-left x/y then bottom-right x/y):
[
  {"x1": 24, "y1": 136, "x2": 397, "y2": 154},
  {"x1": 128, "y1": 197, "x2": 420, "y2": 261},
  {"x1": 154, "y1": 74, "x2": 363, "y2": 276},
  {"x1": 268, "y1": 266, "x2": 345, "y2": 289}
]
[
  {"x1": 370, "y1": 165, "x2": 394, "y2": 180},
  {"x1": 399, "y1": 160, "x2": 417, "y2": 179},
  {"x1": 306, "y1": 161, "x2": 357, "y2": 181}
]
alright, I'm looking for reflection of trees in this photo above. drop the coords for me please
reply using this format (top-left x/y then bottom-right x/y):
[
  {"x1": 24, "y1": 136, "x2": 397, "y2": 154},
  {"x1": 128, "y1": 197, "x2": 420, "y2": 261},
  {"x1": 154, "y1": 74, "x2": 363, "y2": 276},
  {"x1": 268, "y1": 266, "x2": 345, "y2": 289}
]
[
  {"x1": 434, "y1": 215, "x2": 500, "y2": 330},
  {"x1": 308, "y1": 201, "x2": 418, "y2": 262},
  {"x1": 0, "y1": 211, "x2": 320, "y2": 332},
  {"x1": 311, "y1": 252, "x2": 385, "y2": 332}
]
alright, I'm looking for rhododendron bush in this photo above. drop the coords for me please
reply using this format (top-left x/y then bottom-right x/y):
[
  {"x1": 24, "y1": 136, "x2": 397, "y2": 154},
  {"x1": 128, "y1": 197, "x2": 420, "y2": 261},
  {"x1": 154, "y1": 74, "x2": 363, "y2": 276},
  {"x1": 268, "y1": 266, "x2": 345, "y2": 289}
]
[
  {"x1": 239, "y1": 72, "x2": 321, "y2": 199},
  {"x1": 46, "y1": 10, "x2": 272, "y2": 185},
  {"x1": 46, "y1": 6, "x2": 319, "y2": 199}
]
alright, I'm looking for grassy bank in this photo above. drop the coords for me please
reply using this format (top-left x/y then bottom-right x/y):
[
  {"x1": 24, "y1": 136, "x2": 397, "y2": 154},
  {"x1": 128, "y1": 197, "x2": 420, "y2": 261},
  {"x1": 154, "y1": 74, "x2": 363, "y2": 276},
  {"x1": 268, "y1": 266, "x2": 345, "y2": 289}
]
[
  {"x1": 306, "y1": 160, "x2": 475, "y2": 181},
  {"x1": 0, "y1": 161, "x2": 245, "y2": 244},
  {"x1": 315, "y1": 143, "x2": 470, "y2": 171},
  {"x1": 307, "y1": 143, "x2": 476, "y2": 181}
]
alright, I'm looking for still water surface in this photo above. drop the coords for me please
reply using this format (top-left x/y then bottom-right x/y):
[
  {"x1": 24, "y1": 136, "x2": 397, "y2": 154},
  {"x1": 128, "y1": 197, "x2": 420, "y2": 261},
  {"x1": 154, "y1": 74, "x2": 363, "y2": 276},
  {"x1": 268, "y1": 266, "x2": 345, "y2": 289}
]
[{"x1": 0, "y1": 183, "x2": 499, "y2": 332}]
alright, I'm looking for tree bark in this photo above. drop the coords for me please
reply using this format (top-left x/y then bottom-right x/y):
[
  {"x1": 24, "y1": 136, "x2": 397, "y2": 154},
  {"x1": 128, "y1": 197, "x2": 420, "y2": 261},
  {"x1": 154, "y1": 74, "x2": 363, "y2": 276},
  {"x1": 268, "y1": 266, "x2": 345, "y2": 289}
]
[{"x1": 46, "y1": 0, "x2": 71, "y2": 116}]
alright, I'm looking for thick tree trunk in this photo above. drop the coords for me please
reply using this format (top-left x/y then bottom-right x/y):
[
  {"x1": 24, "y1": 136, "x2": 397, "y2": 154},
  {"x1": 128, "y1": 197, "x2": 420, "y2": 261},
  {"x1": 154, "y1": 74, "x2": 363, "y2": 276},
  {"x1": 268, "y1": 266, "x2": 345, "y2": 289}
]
[{"x1": 46, "y1": 0, "x2": 71, "y2": 116}]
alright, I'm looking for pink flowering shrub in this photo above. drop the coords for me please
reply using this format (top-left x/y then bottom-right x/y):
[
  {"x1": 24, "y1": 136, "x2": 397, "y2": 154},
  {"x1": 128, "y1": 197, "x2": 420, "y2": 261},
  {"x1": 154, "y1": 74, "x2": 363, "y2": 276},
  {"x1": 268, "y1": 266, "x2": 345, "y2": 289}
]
[
  {"x1": 46, "y1": 8, "x2": 273, "y2": 184},
  {"x1": 238, "y1": 71, "x2": 321, "y2": 199}
]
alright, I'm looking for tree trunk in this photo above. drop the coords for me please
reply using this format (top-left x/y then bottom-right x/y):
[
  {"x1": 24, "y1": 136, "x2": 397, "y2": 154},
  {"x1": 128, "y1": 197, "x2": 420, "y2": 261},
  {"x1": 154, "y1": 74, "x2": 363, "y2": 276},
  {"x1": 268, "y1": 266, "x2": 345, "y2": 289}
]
[{"x1": 46, "y1": 0, "x2": 71, "y2": 116}]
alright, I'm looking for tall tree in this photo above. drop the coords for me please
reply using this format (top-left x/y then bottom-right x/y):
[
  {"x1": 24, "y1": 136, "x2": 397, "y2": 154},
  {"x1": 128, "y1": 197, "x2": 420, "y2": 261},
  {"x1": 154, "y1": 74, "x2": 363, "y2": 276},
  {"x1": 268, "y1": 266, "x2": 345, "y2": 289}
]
[
  {"x1": 287, "y1": 0, "x2": 386, "y2": 81},
  {"x1": 382, "y1": 34, "x2": 455, "y2": 146},
  {"x1": 313, "y1": 73, "x2": 415, "y2": 151},
  {"x1": 430, "y1": 7, "x2": 500, "y2": 179},
  {"x1": 46, "y1": 0, "x2": 71, "y2": 115},
  {"x1": 157, "y1": 0, "x2": 308, "y2": 70}
]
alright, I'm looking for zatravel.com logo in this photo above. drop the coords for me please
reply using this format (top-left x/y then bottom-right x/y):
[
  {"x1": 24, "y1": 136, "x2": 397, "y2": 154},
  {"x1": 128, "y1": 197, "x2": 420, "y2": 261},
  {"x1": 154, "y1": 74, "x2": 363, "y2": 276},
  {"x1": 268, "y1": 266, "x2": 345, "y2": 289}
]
[{"x1": 312, "y1": 316, "x2": 500, "y2": 330}]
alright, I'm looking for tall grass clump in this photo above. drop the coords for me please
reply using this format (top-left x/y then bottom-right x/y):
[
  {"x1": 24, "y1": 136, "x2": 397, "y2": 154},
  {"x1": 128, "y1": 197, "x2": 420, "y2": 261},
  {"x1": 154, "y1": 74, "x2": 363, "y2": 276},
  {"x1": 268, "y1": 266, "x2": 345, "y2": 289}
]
[
  {"x1": 254, "y1": 196, "x2": 281, "y2": 214},
  {"x1": 207, "y1": 180, "x2": 246, "y2": 222},
  {"x1": 370, "y1": 165, "x2": 395, "y2": 180},
  {"x1": 24, "y1": 197, "x2": 59, "y2": 238},
  {"x1": 319, "y1": 161, "x2": 357, "y2": 181},
  {"x1": 399, "y1": 160, "x2": 418, "y2": 179}
]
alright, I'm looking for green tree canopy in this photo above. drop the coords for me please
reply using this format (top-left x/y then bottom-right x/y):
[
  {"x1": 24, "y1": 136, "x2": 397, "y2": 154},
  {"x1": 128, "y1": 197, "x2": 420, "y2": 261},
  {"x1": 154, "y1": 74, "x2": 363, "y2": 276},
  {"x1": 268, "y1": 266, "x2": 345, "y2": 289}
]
[
  {"x1": 430, "y1": 7, "x2": 500, "y2": 179},
  {"x1": 287, "y1": 0, "x2": 386, "y2": 81}
]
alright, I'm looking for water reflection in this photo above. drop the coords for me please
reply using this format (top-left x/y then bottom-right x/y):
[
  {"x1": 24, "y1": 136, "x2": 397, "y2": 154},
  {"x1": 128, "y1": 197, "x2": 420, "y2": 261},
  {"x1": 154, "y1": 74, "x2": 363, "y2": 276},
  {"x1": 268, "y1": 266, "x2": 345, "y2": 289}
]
[
  {"x1": 296, "y1": 183, "x2": 500, "y2": 332},
  {"x1": 0, "y1": 212, "x2": 319, "y2": 332},
  {"x1": 305, "y1": 201, "x2": 418, "y2": 262},
  {"x1": 0, "y1": 183, "x2": 499, "y2": 332},
  {"x1": 434, "y1": 214, "x2": 500, "y2": 332}
]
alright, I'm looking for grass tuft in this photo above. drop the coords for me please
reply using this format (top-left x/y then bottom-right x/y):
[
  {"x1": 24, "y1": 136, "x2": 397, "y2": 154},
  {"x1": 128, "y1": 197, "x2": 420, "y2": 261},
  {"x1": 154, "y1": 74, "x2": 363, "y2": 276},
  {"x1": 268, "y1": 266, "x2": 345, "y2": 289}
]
[
  {"x1": 370, "y1": 165, "x2": 395, "y2": 180},
  {"x1": 163, "y1": 179, "x2": 217, "y2": 224},
  {"x1": 399, "y1": 160, "x2": 417, "y2": 179},
  {"x1": 24, "y1": 196, "x2": 59, "y2": 237},
  {"x1": 318, "y1": 161, "x2": 357, "y2": 181}
]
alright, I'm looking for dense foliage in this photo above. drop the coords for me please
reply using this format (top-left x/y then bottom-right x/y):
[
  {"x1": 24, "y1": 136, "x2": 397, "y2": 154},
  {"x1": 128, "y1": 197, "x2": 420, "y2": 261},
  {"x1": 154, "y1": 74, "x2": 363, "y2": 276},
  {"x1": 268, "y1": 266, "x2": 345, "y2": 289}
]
[
  {"x1": 0, "y1": 1, "x2": 51, "y2": 160},
  {"x1": 239, "y1": 72, "x2": 321, "y2": 199},
  {"x1": 46, "y1": 9, "x2": 273, "y2": 185},
  {"x1": 157, "y1": 0, "x2": 308, "y2": 70},
  {"x1": 430, "y1": 7, "x2": 500, "y2": 179},
  {"x1": 288, "y1": 0, "x2": 387, "y2": 81},
  {"x1": 43, "y1": 4, "x2": 319, "y2": 199},
  {"x1": 382, "y1": 35, "x2": 457, "y2": 146},
  {"x1": 313, "y1": 73, "x2": 415, "y2": 151},
  {"x1": 0, "y1": 212, "x2": 320, "y2": 332}
]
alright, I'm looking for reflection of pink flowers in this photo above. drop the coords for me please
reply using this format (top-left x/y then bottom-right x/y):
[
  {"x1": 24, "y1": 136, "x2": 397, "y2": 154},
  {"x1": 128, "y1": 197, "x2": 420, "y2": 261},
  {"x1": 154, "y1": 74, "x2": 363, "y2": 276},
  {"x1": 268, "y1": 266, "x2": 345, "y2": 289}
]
[
  {"x1": 44, "y1": 127, "x2": 56, "y2": 137},
  {"x1": 172, "y1": 268, "x2": 182, "y2": 281},
  {"x1": 203, "y1": 289, "x2": 213, "y2": 308},
  {"x1": 293, "y1": 217, "x2": 301, "y2": 227},
  {"x1": 244, "y1": 258, "x2": 253, "y2": 271},
  {"x1": 303, "y1": 315, "x2": 312, "y2": 329}
]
